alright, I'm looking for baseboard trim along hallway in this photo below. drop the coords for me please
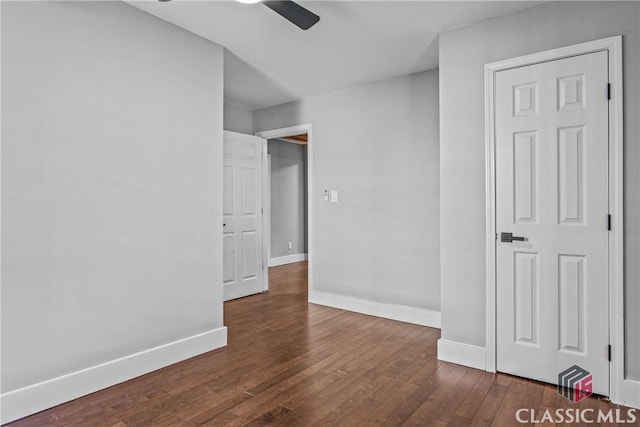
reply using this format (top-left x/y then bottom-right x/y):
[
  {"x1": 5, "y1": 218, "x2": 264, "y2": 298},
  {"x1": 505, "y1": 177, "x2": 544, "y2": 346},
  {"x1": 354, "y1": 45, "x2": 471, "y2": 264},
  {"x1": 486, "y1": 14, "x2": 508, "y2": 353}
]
[
  {"x1": 269, "y1": 253, "x2": 308, "y2": 267},
  {"x1": 0, "y1": 327, "x2": 228, "y2": 424},
  {"x1": 309, "y1": 289, "x2": 441, "y2": 328},
  {"x1": 436, "y1": 338, "x2": 487, "y2": 371}
]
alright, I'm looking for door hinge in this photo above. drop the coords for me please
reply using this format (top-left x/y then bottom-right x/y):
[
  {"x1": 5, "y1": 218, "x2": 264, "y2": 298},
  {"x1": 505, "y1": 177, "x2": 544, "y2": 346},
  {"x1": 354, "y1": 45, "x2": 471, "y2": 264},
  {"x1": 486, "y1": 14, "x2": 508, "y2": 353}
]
[
  {"x1": 608, "y1": 214, "x2": 612, "y2": 231},
  {"x1": 608, "y1": 344, "x2": 612, "y2": 362},
  {"x1": 607, "y1": 83, "x2": 611, "y2": 100}
]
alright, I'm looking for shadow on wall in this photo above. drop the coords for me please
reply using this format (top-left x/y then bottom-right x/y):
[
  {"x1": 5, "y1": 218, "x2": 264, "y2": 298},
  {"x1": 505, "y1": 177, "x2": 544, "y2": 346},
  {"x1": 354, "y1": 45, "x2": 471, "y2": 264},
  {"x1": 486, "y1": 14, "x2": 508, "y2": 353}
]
[{"x1": 225, "y1": 49, "x2": 302, "y2": 111}]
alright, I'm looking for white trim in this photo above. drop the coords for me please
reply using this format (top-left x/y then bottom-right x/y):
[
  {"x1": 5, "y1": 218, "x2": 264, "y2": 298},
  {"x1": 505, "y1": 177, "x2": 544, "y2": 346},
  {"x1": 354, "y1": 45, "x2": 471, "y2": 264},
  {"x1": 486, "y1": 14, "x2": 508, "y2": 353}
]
[
  {"x1": 256, "y1": 124, "x2": 313, "y2": 295},
  {"x1": 0, "y1": 1, "x2": 4, "y2": 409},
  {"x1": 623, "y1": 379, "x2": 640, "y2": 410},
  {"x1": 274, "y1": 136, "x2": 307, "y2": 146},
  {"x1": 0, "y1": 327, "x2": 227, "y2": 424},
  {"x1": 262, "y1": 143, "x2": 270, "y2": 290},
  {"x1": 484, "y1": 51, "x2": 498, "y2": 374},
  {"x1": 484, "y1": 36, "x2": 624, "y2": 401},
  {"x1": 607, "y1": 36, "x2": 625, "y2": 406},
  {"x1": 437, "y1": 339, "x2": 487, "y2": 371},
  {"x1": 269, "y1": 253, "x2": 308, "y2": 267},
  {"x1": 256, "y1": 124, "x2": 312, "y2": 141},
  {"x1": 309, "y1": 290, "x2": 441, "y2": 329}
]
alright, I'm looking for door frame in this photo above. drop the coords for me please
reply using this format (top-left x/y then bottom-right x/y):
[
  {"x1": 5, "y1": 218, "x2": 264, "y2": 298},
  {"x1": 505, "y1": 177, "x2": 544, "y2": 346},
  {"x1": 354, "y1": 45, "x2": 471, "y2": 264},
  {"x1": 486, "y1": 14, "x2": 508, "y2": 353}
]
[
  {"x1": 484, "y1": 36, "x2": 624, "y2": 402},
  {"x1": 255, "y1": 124, "x2": 313, "y2": 292}
]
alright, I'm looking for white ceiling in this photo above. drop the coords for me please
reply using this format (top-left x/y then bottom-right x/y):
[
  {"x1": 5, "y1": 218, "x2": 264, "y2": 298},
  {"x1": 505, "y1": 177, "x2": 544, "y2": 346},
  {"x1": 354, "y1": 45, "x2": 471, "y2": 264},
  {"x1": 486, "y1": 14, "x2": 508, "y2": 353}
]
[{"x1": 127, "y1": 1, "x2": 546, "y2": 111}]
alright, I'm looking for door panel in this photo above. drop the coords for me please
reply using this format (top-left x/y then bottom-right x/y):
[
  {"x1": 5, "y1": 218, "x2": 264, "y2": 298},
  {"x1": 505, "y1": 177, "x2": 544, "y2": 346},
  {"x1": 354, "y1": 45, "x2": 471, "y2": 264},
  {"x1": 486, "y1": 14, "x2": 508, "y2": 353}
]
[
  {"x1": 223, "y1": 233, "x2": 235, "y2": 284},
  {"x1": 558, "y1": 126, "x2": 585, "y2": 223},
  {"x1": 495, "y1": 51, "x2": 609, "y2": 395},
  {"x1": 223, "y1": 131, "x2": 264, "y2": 301},
  {"x1": 513, "y1": 131, "x2": 537, "y2": 223},
  {"x1": 241, "y1": 167, "x2": 257, "y2": 215},
  {"x1": 514, "y1": 251, "x2": 538, "y2": 345},
  {"x1": 223, "y1": 166, "x2": 234, "y2": 216},
  {"x1": 558, "y1": 254, "x2": 585, "y2": 353}
]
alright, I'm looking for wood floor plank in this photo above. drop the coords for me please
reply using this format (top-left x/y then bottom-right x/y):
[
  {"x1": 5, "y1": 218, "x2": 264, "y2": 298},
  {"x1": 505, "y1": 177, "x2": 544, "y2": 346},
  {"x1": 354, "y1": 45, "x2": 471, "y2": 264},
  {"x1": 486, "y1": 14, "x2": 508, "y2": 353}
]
[
  {"x1": 468, "y1": 380, "x2": 511, "y2": 426},
  {"x1": 7, "y1": 261, "x2": 636, "y2": 427},
  {"x1": 453, "y1": 371, "x2": 497, "y2": 420},
  {"x1": 312, "y1": 373, "x2": 397, "y2": 426},
  {"x1": 400, "y1": 363, "x2": 469, "y2": 426},
  {"x1": 357, "y1": 361, "x2": 456, "y2": 426},
  {"x1": 490, "y1": 376, "x2": 535, "y2": 426},
  {"x1": 426, "y1": 368, "x2": 485, "y2": 426}
]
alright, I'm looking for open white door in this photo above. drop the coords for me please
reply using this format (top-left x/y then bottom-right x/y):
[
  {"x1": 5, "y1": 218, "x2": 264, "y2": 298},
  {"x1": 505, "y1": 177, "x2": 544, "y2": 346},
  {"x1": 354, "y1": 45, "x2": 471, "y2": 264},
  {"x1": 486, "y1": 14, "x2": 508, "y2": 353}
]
[
  {"x1": 223, "y1": 131, "x2": 264, "y2": 301},
  {"x1": 495, "y1": 51, "x2": 610, "y2": 395}
]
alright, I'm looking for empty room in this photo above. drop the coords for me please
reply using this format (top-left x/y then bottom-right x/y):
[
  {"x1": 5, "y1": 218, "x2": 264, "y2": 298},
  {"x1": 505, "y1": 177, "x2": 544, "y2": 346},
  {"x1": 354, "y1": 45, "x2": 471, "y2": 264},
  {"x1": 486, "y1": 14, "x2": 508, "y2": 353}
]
[{"x1": 1, "y1": 1, "x2": 639, "y2": 425}]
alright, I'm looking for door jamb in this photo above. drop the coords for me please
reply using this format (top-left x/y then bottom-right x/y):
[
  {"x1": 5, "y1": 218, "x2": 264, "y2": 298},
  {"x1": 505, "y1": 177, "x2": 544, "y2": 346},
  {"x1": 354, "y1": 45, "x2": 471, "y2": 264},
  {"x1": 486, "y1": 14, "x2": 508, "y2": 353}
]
[
  {"x1": 484, "y1": 36, "x2": 624, "y2": 403},
  {"x1": 255, "y1": 124, "x2": 313, "y2": 293}
]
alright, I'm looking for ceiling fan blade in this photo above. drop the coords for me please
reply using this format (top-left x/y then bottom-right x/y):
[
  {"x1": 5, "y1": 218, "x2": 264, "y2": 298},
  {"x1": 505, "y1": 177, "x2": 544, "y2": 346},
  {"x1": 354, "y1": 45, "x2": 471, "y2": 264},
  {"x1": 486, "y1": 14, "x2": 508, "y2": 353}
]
[{"x1": 263, "y1": 1, "x2": 320, "y2": 30}]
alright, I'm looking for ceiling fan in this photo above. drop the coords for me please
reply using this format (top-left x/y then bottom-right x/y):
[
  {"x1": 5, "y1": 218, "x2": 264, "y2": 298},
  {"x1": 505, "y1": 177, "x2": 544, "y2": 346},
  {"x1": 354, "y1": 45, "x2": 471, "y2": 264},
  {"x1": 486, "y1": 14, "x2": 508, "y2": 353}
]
[{"x1": 157, "y1": 0, "x2": 320, "y2": 30}]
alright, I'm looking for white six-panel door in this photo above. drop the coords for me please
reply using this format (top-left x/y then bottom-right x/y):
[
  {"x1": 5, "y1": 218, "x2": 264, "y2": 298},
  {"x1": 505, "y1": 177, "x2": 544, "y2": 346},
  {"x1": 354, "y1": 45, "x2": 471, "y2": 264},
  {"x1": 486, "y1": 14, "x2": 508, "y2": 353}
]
[
  {"x1": 223, "y1": 131, "x2": 264, "y2": 301},
  {"x1": 495, "y1": 51, "x2": 610, "y2": 395}
]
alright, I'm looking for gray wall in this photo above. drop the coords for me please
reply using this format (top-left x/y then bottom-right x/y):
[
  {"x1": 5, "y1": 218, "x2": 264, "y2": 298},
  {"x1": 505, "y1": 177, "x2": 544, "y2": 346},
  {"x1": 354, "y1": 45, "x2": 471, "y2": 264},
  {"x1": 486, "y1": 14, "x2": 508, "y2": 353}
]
[
  {"x1": 255, "y1": 70, "x2": 440, "y2": 312},
  {"x1": 268, "y1": 139, "x2": 307, "y2": 258},
  {"x1": 1, "y1": 1, "x2": 224, "y2": 392},
  {"x1": 224, "y1": 102, "x2": 253, "y2": 134},
  {"x1": 439, "y1": 1, "x2": 640, "y2": 379}
]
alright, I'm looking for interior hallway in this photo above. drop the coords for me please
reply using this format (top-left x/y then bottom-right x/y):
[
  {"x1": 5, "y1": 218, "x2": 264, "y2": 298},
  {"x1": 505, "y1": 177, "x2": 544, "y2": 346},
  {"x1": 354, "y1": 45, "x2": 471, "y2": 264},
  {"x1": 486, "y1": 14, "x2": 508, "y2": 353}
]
[{"x1": 7, "y1": 262, "x2": 627, "y2": 426}]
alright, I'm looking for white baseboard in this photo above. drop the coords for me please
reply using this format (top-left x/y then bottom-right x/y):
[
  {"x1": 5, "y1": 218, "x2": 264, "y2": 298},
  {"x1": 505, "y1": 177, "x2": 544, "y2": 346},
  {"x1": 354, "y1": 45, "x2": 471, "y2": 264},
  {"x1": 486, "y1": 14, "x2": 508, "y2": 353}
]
[
  {"x1": 269, "y1": 253, "x2": 307, "y2": 267},
  {"x1": 308, "y1": 289, "x2": 440, "y2": 328},
  {"x1": 623, "y1": 379, "x2": 640, "y2": 409},
  {"x1": 437, "y1": 338, "x2": 487, "y2": 371},
  {"x1": 0, "y1": 327, "x2": 227, "y2": 424}
]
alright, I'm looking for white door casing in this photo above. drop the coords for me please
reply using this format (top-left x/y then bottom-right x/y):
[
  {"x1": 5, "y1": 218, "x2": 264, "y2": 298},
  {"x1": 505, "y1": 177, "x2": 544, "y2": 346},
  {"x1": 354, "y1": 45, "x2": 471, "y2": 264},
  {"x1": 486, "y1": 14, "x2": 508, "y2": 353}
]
[
  {"x1": 255, "y1": 124, "x2": 313, "y2": 293},
  {"x1": 494, "y1": 50, "x2": 610, "y2": 395},
  {"x1": 223, "y1": 131, "x2": 264, "y2": 301}
]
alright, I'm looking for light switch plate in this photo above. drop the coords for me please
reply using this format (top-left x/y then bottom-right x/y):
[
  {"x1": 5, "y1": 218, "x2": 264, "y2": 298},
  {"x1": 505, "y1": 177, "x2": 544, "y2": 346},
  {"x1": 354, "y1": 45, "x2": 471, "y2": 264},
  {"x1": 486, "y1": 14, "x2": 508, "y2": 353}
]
[{"x1": 330, "y1": 190, "x2": 338, "y2": 203}]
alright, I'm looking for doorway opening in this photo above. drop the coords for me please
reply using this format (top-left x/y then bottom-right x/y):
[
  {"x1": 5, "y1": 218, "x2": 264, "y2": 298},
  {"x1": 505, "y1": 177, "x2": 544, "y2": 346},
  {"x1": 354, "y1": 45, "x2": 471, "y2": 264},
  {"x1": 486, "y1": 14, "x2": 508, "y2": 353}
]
[{"x1": 256, "y1": 124, "x2": 313, "y2": 293}]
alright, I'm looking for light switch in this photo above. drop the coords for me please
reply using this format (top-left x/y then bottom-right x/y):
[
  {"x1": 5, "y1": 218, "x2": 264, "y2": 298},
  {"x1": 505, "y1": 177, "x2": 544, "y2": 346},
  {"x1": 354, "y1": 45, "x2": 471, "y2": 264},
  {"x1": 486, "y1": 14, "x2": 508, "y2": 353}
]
[
  {"x1": 323, "y1": 188, "x2": 329, "y2": 202},
  {"x1": 330, "y1": 190, "x2": 338, "y2": 203}
]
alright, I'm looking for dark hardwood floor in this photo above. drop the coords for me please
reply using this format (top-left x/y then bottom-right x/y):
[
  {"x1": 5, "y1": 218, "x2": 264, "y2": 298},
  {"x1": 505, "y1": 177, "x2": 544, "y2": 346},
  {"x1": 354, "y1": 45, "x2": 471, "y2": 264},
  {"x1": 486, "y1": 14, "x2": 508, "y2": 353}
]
[{"x1": 7, "y1": 261, "x2": 636, "y2": 426}]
